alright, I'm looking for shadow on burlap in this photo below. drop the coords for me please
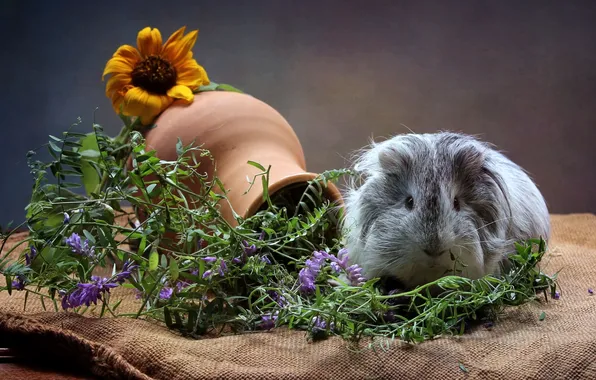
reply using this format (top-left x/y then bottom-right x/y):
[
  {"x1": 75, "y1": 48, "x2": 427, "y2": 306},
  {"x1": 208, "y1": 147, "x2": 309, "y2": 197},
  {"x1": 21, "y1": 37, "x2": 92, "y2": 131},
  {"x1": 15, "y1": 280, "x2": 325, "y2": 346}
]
[{"x1": 1, "y1": 214, "x2": 595, "y2": 380}]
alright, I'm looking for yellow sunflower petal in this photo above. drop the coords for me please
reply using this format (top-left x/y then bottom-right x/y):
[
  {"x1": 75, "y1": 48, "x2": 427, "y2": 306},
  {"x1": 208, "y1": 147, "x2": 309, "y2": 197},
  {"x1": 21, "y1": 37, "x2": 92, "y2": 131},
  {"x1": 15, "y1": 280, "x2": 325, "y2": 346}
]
[
  {"x1": 165, "y1": 29, "x2": 198, "y2": 65},
  {"x1": 162, "y1": 26, "x2": 186, "y2": 54},
  {"x1": 175, "y1": 59, "x2": 203, "y2": 88},
  {"x1": 122, "y1": 87, "x2": 173, "y2": 124},
  {"x1": 136, "y1": 27, "x2": 163, "y2": 58},
  {"x1": 112, "y1": 44, "x2": 141, "y2": 62},
  {"x1": 102, "y1": 56, "x2": 135, "y2": 80},
  {"x1": 166, "y1": 85, "x2": 194, "y2": 102},
  {"x1": 105, "y1": 73, "x2": 131, "y2": 97},
  {"x1": 197, "y1": 64, "x2": 210, "y2": 85},
  {"x1": 110, "y1": 91, "x2": 125, "y2": 114}
]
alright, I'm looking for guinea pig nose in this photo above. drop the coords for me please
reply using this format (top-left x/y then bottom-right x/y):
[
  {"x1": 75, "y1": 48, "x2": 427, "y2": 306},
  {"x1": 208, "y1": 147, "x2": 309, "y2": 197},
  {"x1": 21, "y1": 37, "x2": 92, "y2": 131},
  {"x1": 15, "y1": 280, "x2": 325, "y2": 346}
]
[{"x1": 423, "y1": 249, "x2": 447, "y2": 257}]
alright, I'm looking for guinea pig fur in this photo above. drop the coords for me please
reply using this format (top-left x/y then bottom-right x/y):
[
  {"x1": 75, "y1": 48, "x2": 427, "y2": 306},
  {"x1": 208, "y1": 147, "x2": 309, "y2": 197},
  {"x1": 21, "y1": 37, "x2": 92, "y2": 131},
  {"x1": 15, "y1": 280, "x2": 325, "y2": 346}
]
[{"x1": 341, "y1": 132, "x2": 550, "y2": 290}]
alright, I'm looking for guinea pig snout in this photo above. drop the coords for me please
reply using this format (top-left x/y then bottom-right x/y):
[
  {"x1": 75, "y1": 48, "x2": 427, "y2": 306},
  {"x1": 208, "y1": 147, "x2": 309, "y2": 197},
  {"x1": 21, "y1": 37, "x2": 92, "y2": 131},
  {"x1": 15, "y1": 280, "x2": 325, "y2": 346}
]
[{"x1": 421, "y1": 238, "x2": 452, "y2": 258}]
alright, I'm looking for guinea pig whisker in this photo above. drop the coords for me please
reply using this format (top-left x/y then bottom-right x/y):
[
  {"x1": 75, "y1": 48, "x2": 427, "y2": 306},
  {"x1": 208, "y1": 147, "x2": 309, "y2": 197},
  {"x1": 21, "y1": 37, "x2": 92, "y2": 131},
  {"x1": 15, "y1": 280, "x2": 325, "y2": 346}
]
[{"x1": 472, "y1": 216, "x2": 514, "y2": 233}]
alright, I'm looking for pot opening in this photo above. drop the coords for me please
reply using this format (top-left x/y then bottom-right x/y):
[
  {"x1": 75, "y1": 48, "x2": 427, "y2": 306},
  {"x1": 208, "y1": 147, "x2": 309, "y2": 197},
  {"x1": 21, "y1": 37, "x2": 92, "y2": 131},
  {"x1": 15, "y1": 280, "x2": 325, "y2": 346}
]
[{"x1": 255, "y1": 180, "x2": 343, "y2": 239}]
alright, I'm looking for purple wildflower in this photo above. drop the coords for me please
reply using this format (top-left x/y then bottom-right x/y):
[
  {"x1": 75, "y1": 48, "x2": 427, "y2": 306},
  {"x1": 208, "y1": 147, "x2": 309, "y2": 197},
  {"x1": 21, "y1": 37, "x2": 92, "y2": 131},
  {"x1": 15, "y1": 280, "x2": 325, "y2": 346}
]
[
  {"x1": 232, "y1": 257, "x2": 242, "y2": 264},
  {"x1": 305, "y1": 259, "x2": 323, "y2": 276},
  {"x1": 65, "y1": 233, "x2": 95, "y2": 258},
  {"x1": 190, "y1": 268, "x2": 199, "y2": 276},
  {"x1": 298, "y1": 251, "x2": 328, "y2": 294},
  {"x1": 202, "y1": 256, "x2": 217, "y2": 263},
  {"x1": 114, "y1": 259, "x2": 139, "y2": 284},
  {"x1": 25, "y1": 246, "x2": 37, "y2": 266},
  {"x1": 202, "y1": 270, "x2": 213, "y2": 279},
  {"x1": 135, "y1": 289, "x2": 144, "y2": 300},
  {"x1": 329, "y1": 248, "x2": 366, "y2": 286},
  {"x1": 176, "y1": 280, "x2": 191, "y2": 292},
  {"x1": 553, "y1": 290, "x2": 561, "y2": 300},
  {"x1": 218, "y1": 260, "x2": 228, "y2": 276},
  {"x1": 159, "y1": 287, "x2": 174, "y2": 300},
  {"x1": 483, "y1": 321, "x2": 495, "y2": 329},
  {"x1": 260, "y1": 312, "x2": 278, "y2": 330},
  {"x1": 298, "y1": 267, "x2": 317, "y2": 293},
  {"x1": 241, "y1": 240, "x2": 257, "y2": 256},
  {"x1": 311, "y1": 316, "x2": 334, "y2": 333},
  {"x1": 330, "y1": 262, "x2": 341, "y2": 274},
  {"x1": 346, "y1": 264, "x2": 366, "y2": 286},
  {"x1": 61, "y1": 276, "x2": 118, "y2": 310},
  {"x1": 63, "y1": 212, "x2": 70, "y2": 224},
  {"x1": 589, "y1": 288, "x2": 594, "y2": 295},
  {"x1": 334, "y1": 248, "x2": 349, "y2": 268},
  {"x1": 261, "y1": 255, "x2": 271, "y2": 265},
  {"x1": 267, "y1": 290, "x2": 288, "y2": 307},
  {"x1": 313, "y1": 250, "x2": 330, "y2": 262},
  {"x1": 11, "y1": 275, "x2": 27, "y2": 291}
]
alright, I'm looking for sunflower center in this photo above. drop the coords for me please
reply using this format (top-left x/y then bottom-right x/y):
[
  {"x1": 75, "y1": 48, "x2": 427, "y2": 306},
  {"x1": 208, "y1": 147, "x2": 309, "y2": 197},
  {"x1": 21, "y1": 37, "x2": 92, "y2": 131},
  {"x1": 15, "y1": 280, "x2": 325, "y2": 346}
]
[{"x1": 131, "y1": 55, "x2": 177, "y2": 94}]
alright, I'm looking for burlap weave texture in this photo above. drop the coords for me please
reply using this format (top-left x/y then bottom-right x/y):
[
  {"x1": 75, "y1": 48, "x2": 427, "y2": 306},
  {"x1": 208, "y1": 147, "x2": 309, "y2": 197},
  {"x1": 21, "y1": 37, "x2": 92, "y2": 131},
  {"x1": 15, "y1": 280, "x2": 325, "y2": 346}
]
[{"x1": 1, "y1": 214, "x2": 595, "y2": 379}]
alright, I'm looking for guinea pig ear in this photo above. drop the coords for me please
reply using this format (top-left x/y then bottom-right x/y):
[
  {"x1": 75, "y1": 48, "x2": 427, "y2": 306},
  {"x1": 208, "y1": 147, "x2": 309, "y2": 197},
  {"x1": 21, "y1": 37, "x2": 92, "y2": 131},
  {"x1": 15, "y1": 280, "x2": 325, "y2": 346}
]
[
  {"x1": 452, "y1": 145, "x2": 485, "y2": 177},
  {"x1": 377, "y1": 145, "x2": 411, "y2": 174}
]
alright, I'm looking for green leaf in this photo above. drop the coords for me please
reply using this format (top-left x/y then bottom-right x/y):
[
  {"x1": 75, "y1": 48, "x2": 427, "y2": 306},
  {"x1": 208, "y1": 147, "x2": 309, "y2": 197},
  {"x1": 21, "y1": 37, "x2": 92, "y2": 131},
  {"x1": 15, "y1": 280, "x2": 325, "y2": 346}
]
[
  {"x1": 247, "y1": 161, "x2": 266, "y2": 171},
  {"x1": 196, "y1": 82, "x2": 219, "y2": 92},
  {"x1": 148, "y1": 250, "x2": 158, "y2": 271},
  {"x1": 79, "y1": 133, "x2": 101, "y2": 196},
  {"x1": 138, "y1": 235, "x2": 147, "y2": 256},
  {"x1": 216, "y1": 83, "x2": 244, "y2": 93},
  {"x1": 176, "y1": 138, "x2": 184, "y2": 157},
  {"x1": 169, "y1": 259, "x2": 179, "y2": 282},
  {"x1": 539, "y1": 311, "x2": 546, "y2": 321},
  {"x1": 82, "y1": 230, "x2": 96, "y2": 245},
  {"x1": 48, "y1": 141, "x2": 62, "y2": 153}
]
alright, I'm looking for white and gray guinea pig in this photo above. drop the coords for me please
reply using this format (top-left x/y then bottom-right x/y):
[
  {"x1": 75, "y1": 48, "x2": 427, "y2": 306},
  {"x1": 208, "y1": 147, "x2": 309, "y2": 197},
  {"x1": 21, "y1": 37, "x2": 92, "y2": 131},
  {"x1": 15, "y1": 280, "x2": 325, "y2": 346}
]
[{"x1": 341, "y1": 132, "x2": 550, "y2": 290}]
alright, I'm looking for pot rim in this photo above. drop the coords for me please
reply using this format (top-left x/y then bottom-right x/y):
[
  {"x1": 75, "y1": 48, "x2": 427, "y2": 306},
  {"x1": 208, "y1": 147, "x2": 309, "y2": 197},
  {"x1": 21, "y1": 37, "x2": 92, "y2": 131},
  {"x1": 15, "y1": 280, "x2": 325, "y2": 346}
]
[{"x1": 244, "y1": 172, "x2": 344, "y2": 219}]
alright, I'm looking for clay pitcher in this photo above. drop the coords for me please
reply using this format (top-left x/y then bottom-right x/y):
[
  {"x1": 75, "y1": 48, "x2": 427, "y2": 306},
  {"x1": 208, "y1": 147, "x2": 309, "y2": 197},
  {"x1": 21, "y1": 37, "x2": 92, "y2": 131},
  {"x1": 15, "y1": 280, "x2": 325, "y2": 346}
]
[{"x1": 137, "y1": 90, "x2": 342, "y2": 227}]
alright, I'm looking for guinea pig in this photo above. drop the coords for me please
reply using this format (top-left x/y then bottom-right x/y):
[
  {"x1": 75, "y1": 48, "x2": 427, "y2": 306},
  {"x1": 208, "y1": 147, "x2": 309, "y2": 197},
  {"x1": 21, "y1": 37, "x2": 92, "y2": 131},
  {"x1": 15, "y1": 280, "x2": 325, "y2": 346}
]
[{"x1": 341, "y1": 131, "x2": 550, "y2": 290}]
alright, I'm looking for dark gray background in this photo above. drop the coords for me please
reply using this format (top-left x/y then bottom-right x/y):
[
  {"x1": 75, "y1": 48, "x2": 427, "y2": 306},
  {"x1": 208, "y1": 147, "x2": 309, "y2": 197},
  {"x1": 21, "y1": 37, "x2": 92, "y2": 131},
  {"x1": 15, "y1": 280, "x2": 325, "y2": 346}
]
[{"x1": 1, "y1": 0, "x2": 595, "y2": 226}]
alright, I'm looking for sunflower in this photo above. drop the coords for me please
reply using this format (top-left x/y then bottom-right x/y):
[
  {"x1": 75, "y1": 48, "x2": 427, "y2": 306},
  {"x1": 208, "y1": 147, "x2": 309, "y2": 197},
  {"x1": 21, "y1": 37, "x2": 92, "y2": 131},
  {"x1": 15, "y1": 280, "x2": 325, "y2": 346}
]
[{"x1": 102, "y1": 26, "x2": 210, "y2": 125}]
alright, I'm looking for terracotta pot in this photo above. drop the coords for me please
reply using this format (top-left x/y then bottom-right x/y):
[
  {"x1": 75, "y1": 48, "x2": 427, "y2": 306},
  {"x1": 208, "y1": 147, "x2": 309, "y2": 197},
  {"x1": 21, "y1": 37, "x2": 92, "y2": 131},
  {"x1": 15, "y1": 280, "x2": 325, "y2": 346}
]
[{"x1": 136, "y1": 91, "x2": 343, "y2": 227}]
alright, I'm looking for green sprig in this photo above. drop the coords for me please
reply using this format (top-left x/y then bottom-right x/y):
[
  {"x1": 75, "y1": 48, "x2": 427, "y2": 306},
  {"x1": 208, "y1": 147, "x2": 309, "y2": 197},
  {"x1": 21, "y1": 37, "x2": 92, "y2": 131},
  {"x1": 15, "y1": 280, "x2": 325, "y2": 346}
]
[{"x1": 0, "y1": 114, "x2": 558, "y2": 348}]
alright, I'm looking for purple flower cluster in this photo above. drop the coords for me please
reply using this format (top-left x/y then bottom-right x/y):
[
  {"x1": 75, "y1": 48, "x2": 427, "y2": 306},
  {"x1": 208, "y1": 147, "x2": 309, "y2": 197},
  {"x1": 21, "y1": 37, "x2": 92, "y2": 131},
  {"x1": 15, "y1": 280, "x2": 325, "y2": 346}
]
[
  {"x1": 61, "y1": 259, "x2": 138, "y2": 310},
  {"x1": 233, "y1": 233, "x2": 266, "y2": 264},
  {"x1": 115, "y1": 260, "x2": 139, "y2": 284},
  {"x1": 554, "y1": 290, "x2": 561, "y2": 300},
  {"x1": 65, "y1": 233, "x2": 95, "y2": 259},
  {"x1": 201, "y1": 256, "x2": 229, "y2": 279},
  {"x1": 62, "y1": 276, "x2": 118, "y2": 309},
  {"x1": 159, "y1": 287, "x2": 174, "y2": 300},
  {"x1": 298, "y1": 248, "x2": 366, "y2": 294},
  {"x1": 11, "y1": 274, "x2": 27, "y2": 291},
  {"x1": 260, "y1": 312, "x2": 278, "y2": 330},
  {"x1": 25, "y1": 246, "x2": 37, "y2": 266},
  {"x1": 267, "y1": 290, "x2": 288, "y2": 307},
  {"x1": 311, "y1": 316, "x2": 335, "y2": 334},
  {"x1": 589, "y1": 288, "x2": 594, "y2": 295}
]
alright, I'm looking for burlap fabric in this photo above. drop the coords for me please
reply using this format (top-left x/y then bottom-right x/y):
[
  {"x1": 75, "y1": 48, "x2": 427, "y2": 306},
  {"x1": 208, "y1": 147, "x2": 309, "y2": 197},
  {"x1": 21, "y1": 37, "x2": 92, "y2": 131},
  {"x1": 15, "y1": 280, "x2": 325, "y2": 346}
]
[{"x1": 1, "y1": 214, "x2": 595, "y2": 379}]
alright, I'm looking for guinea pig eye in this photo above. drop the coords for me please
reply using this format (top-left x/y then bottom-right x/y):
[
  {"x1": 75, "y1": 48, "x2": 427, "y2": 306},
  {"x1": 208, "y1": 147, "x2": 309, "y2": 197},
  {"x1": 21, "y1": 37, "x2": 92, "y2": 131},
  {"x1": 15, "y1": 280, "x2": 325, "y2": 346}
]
[
  {"x1": 453, "y1": 197, "x2": 461, "y2": 211},
  {"x1": 405, "y1": 196, "x2": 414, "y2": 210}
]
